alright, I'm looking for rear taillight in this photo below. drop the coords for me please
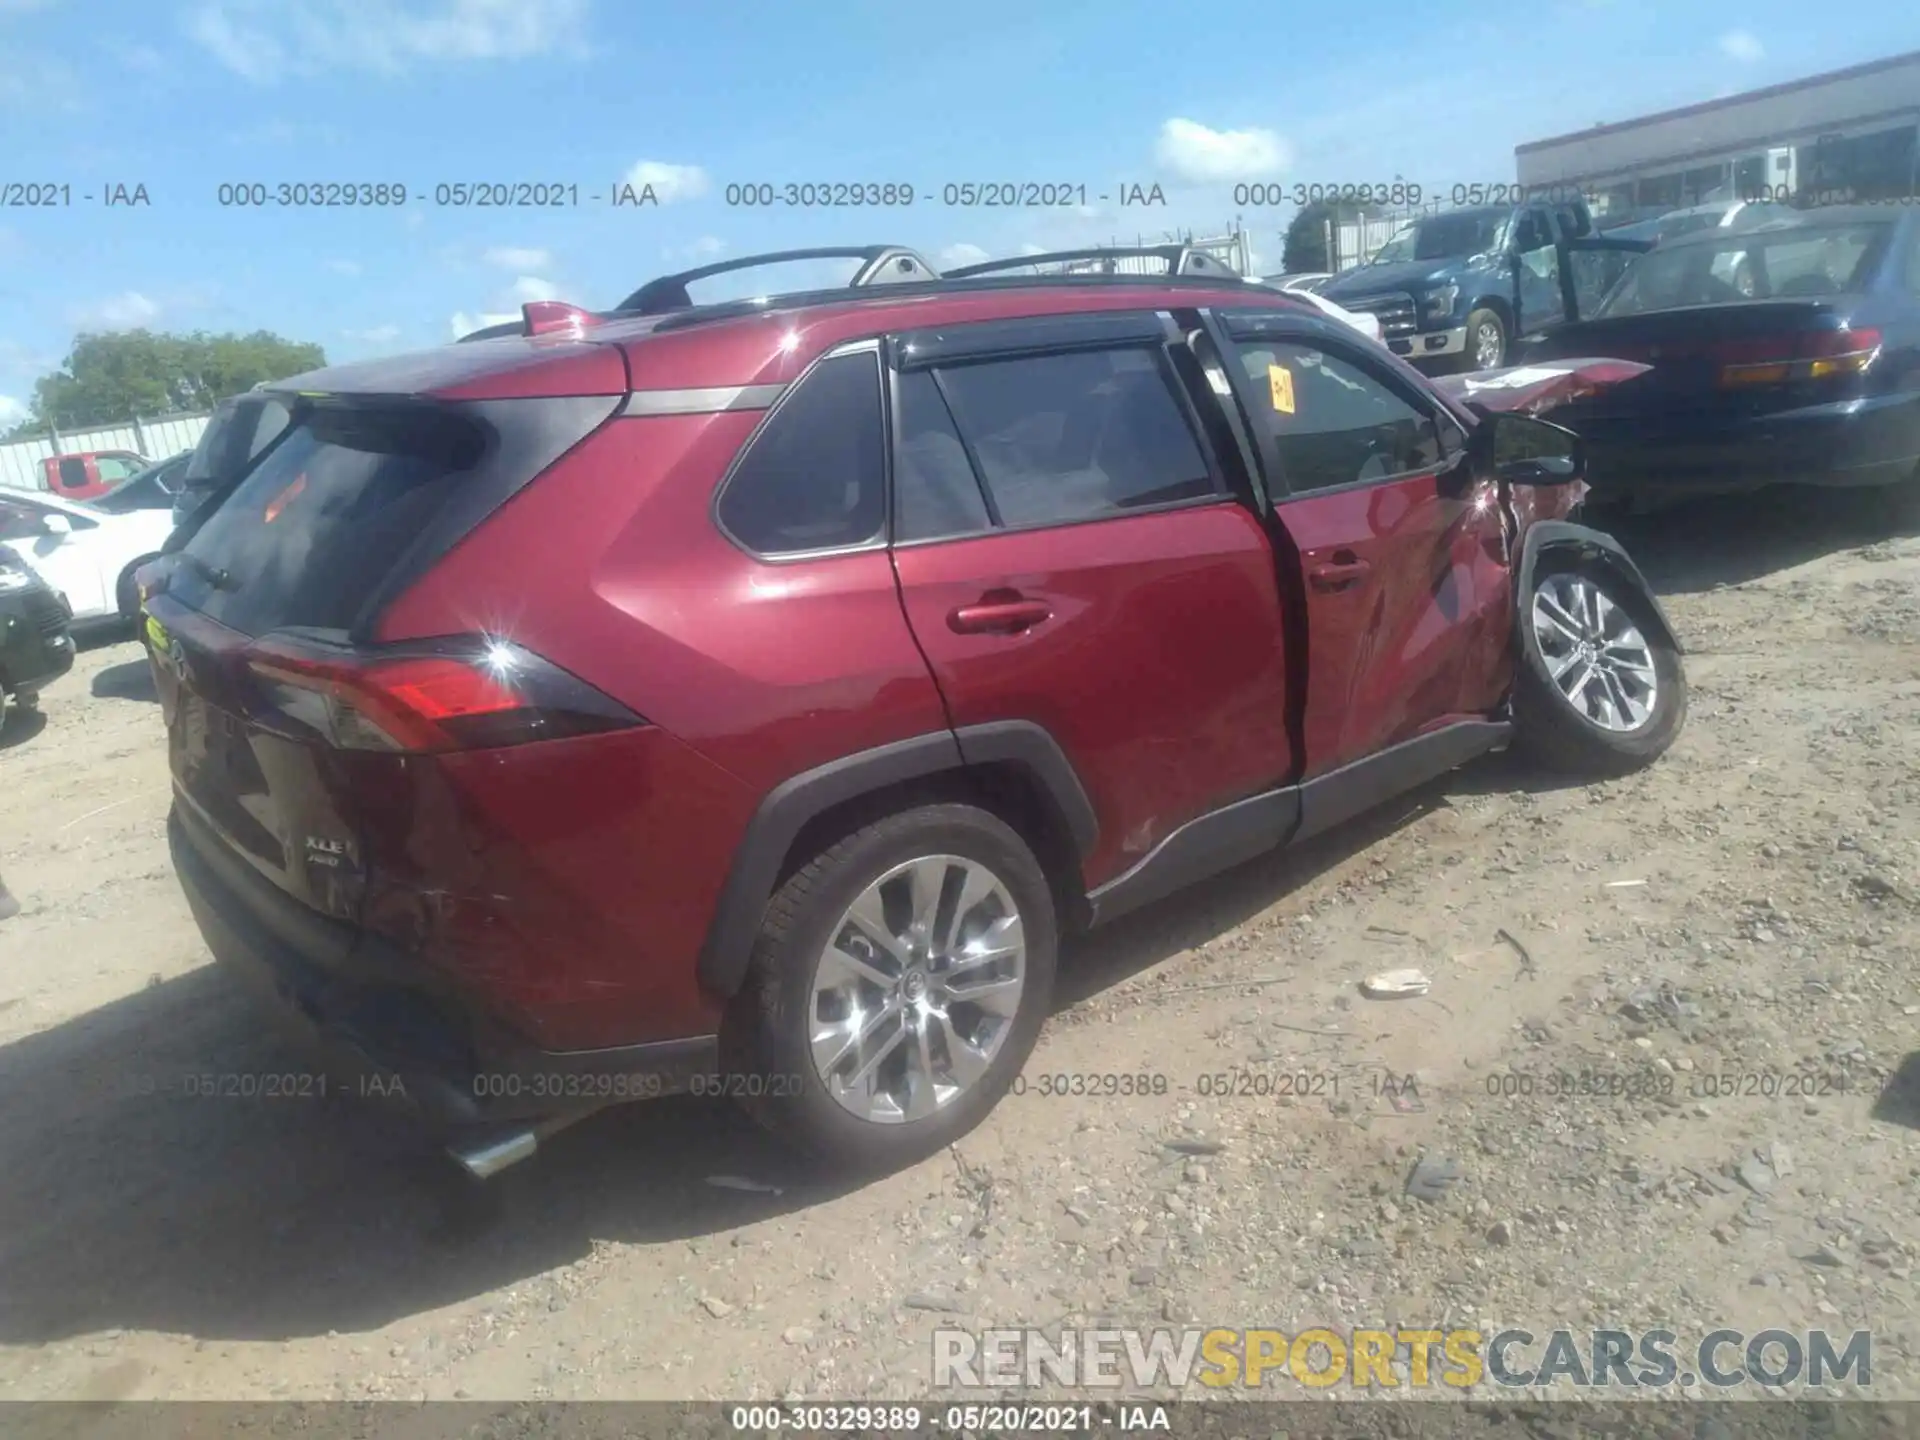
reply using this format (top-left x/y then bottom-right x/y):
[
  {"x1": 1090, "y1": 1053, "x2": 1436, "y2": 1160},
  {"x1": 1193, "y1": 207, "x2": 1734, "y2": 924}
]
[
  {"x1": 1718, "y1": 328, "x2": 1882, "y2": 388},
  {"x1": 244, "y1": 636, "x2": 643, "y2": 752}
]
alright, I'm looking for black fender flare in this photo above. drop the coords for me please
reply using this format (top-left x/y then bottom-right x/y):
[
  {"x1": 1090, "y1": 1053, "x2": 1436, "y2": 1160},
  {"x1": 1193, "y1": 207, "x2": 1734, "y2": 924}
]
[
  {"x1": 1514, "y1": 519, "x2": 1683, "y2": 656},
  {"x1": 697, "y1": 720, "x2": 1098, "y2": 998}
]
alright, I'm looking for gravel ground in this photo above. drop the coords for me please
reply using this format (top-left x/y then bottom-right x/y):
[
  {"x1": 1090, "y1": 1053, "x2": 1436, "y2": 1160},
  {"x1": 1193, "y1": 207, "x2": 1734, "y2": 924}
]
[{"x1": 0, "y1": 485, "x2": 1915, "y2": 1407}]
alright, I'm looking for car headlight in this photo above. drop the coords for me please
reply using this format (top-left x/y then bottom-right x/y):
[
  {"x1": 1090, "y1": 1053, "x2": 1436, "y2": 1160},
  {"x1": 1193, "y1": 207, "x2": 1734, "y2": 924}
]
[{"x1": 1423, "y1": 284, "x2": 1460, "y2": 321}]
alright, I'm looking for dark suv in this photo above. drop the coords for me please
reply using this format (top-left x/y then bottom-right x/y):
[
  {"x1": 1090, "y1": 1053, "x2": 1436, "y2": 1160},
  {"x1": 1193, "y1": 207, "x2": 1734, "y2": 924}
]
[
  {"x1": 0, "y1": 548, "x2": 73, "y2": 721},
  {"x1": 142, "y1": 245, "x2": 1686, "y2": 1177}
]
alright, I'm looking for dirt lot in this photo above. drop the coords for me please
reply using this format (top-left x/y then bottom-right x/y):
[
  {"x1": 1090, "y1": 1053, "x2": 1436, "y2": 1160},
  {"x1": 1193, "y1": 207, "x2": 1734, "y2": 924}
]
[{"x1": 1, "y1": 487, "x2": 1917, "y2": 1406}]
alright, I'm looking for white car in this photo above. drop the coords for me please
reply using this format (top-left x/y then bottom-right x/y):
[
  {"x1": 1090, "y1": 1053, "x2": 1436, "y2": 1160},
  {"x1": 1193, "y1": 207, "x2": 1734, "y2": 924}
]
[
  {"x1": 1247, "y1": 276, "x2": 1386, "y2": 344},
  {"x1": 0, "y1": 488, "x2": 174, "y2": 627}
]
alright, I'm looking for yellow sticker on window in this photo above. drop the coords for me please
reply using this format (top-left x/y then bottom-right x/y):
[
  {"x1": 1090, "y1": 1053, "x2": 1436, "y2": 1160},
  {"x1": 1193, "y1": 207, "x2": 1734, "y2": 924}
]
[{"x1": 1268, "y1": 363, "x2": 1295, "y2": 414}]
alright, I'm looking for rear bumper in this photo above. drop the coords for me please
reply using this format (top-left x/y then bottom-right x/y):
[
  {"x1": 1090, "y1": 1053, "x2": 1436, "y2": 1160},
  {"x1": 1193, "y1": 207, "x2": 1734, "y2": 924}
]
[
  {"x1": 168, "y1": 802, "x2": 719, "y2": 1133},
  {"x1": 1576, "y1": 392, "x2": 1920, "y2": 499},
  {"x1": 0, "y1": 594, "x2": 74, "y2": 695}
]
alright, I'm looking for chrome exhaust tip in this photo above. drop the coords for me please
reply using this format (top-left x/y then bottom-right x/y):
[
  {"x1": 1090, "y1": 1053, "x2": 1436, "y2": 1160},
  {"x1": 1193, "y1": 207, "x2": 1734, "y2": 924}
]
[
  {"x1": 448, "y1": 1129, "x2": 539, "y2": 1180},
  {"x1": 446, "y1": 1106, "x2": 605, "y2": 1180}
]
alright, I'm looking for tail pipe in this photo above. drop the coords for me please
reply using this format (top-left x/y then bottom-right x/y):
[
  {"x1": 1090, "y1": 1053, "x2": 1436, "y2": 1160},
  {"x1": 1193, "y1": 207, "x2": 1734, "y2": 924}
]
[{"x1": 447, "y1": 1108, "x2": 604, "y2": 1179}]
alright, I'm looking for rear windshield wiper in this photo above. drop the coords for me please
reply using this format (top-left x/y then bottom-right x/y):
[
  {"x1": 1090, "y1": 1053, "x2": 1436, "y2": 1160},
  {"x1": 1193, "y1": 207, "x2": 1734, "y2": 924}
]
[{"x1": 178, "y1": 554, "x2": 237, "y2": 591}]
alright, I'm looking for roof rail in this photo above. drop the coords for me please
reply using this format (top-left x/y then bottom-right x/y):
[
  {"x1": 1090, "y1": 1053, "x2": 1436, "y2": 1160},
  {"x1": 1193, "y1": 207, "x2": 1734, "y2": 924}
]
[
  {"x1": 645, "y1": 270, "x2": 1268, "y2": 334},
  {"x1": 612, "y1": 245, "x2": 941, "y2": 314},
  {"x1": 449, "y1": 243, "x2": 1259, "y2": 345},
  {"x1": 942, "y1": 244, "x2": 1242, "y2": 280}
]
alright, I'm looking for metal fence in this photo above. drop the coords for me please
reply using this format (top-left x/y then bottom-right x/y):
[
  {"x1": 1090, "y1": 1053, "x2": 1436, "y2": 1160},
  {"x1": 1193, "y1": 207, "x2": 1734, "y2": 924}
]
[
  {"x1": 1002, "y1": 225, "x2": 1256, "y2": 278},
  {"x1": 0, "y1": 411, "x2": 213, "y2": 492},
  {"x1": 1330, "y1": 199, "x2": 1448, "y2": 271}
]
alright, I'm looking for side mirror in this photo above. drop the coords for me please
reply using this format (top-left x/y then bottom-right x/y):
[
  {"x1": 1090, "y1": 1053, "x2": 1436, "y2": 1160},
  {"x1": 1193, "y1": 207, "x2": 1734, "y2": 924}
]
[
  {"x1": 41, "y1": 513, "x2": 72, "y2": 536},
  {"x1": 1472, "y1": 412, "x2": 1585, "y2": 486}
]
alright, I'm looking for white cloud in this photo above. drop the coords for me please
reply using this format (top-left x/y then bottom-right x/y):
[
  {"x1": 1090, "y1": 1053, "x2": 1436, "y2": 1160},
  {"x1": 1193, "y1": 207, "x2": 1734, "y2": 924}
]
[
  {"x1": 623, "y1": 160, "x2": 710, "y2": 204},
  {"x1": 0, "y1": 394, "x2": 27, "y2": 424},
  {"x1": 509, "y1": 275, "x2": 563, "y2": 303},
  {"x1": 1018, "y1": 242, "x2": 1048, "y2": 257},
  {"x1": 449, "y1": 309, "x2": 517, "y2": 339},
  {"x1": 484, "y1": 245, "x2": 551, "y2": 270},
  {"x1": 938, "y1": 242, "x2": 991, "y2": 270},
  {"x1": 185, "y1": 0, "x2": 591, "y2": 84},
  {"x1": 1718, "y1": 28, "x2": 1763, "y2": 62},
  {"x1": 1154, "y1": 117, "x2": 1291, "y2": 184},
  {"x1": 70, "y1": 291, "x2": 162, "y2": 329},
  {"x1": 324, "y1": 258, "x2": 362, "y2": 276},
  {"x1": 344, "y1": 324, "x2": 401, "y2": 344}
]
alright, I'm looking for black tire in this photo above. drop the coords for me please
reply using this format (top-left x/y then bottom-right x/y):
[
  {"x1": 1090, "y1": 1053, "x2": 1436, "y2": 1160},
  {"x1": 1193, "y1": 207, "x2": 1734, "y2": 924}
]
[
  {"x1": 1513, "y1": 552, "x2": 1686, "y2": 777},
  {"x1": 725, "y1": 803, "x2": 1057, "y2": 1172},
  {"x1": 1464, "y1": 307, "x2": 1508, "y2": 372}
]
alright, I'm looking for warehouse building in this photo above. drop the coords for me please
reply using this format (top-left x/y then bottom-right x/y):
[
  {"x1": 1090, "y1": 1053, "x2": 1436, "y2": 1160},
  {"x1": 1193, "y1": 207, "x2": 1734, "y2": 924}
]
[{"x1": 1514, "y1": 49, "x2": 1920, "y2": 221}]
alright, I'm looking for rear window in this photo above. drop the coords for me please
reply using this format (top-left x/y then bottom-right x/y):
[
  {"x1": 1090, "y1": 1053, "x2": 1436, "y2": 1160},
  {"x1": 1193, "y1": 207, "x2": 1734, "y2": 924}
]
[
  {"x1": 1597, "y1": 223, "x2": 1890, "y2": 315},
  {"x1": 170, "y1": 404, "x2": 487, "y2": 636},
  {"x1": 185, "y1": 396, "x2": 294, "y2": 487}
]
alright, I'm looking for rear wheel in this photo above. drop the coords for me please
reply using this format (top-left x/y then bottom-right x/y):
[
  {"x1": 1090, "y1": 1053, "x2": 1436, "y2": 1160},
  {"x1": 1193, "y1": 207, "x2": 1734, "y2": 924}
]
[
  {"x1": 1513, "y1": 554, "x2": 1686, "y2": 776},
  {"x1": 727, "y1": 803, "x2": 1057, "y2": 1172}
]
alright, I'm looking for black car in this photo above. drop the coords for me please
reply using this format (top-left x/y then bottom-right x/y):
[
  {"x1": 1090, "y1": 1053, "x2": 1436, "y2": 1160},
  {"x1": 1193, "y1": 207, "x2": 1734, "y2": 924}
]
[
  {"x1": 92, "y1": 450, "x2": 191, "y2": 514},
  {"x1": 0, "y1": 548, "x2": 74, "y2": 719},
  {"x1": 1532, "y1": 205, "x2": 1920, "y2": 514},
  {"x1": 169, "y1": 391, "x2": 296, "y2": 531}
]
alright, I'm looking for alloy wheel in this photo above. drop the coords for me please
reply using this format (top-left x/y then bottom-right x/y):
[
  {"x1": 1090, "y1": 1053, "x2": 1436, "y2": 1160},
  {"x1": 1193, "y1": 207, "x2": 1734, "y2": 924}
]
[
  {"x1": 1531, "y1": 572, "x2": 1658, "y2": 732},
  {"x1": 1473, "y1": 320, "x2": 1504, "y2": 370},
  {"x1": 808, "y1": 854, "x2": 1026, "y2": 1123}
]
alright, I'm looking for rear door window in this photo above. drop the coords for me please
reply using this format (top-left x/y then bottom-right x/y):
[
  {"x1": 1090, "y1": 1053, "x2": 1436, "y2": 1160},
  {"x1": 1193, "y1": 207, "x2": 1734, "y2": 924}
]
[
  {"x1": 57, "y1": 458, "x2": 87, "y2": 490},
  {"x1": 171, "y1": 403, "x2": 487, "y2": 636},
  {"x1": 929, "y1": 347, "x2": 1216, "y2": 528},
  {"x1": 893, "y1": 370, "x2": 992, "y2": 542}
]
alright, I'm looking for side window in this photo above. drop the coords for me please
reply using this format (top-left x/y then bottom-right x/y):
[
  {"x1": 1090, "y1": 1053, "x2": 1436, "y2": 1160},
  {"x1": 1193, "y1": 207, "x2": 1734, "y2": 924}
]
[
  {"x1": 0, "y1": 499, "x2": 41, "y2": 542},
  {"x1": 57, "y1": 458, "x2": 88, "y2": 489},
  {"x1": 717, "y1": 351, "x2": 887, "y2": 556},
  {"x1": 893, "y1": 370, "x2": 991, "y2": 543},
  {"x1": 96, "y1": 457, "x2": 141, "y2": 483},
  {"x1": 1230, "y1": 339, "x2": 1441, "y2": 493},
  {"x1": 931, "y1": 347, "x2": 1215, "y2": 528}
]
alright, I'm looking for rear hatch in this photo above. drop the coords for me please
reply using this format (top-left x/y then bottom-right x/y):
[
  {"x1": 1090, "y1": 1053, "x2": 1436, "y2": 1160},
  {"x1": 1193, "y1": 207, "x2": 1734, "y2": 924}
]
[{"x1": 147, "y1": 379, "x2": 628, "y2": 927}]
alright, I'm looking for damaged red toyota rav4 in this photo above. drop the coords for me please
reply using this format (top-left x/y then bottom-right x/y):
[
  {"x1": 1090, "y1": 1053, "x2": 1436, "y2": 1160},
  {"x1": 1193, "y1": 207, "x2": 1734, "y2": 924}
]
[{"x1": 140, "y1": 244, "x2": 1686, "y2": 1179}]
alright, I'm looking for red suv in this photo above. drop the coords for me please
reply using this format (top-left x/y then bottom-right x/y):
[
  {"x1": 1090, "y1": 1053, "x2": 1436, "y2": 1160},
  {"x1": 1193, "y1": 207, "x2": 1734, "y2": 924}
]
[{"x1": 142, "y1": 245, "x2": 1686, "y2": 1178}]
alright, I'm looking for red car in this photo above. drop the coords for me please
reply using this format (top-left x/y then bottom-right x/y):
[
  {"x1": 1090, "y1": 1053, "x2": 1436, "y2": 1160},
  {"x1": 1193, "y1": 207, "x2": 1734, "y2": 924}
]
[
  {"x1": 43, "y1": 449, "x2": 148, "y2": 501},
  {"x1": 142, "y1": 245, "x2": 1686, "y2": 1178}
]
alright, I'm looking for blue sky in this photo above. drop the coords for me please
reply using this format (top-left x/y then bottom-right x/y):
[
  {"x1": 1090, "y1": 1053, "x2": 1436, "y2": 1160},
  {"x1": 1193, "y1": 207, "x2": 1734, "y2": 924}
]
[{"x1": 2, "y1": 0, "x2": 1916, "y2": 425}]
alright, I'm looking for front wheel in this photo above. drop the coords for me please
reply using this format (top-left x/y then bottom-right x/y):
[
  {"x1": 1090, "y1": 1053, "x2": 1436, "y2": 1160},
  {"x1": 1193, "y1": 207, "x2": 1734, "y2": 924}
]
[
  {"x1": 726, "y1": 803, "x2": 1058, "y2": 1171},
  {"x1": 1513, "y1": 554, "x2": 1686, "y2": 776},
  {"x1": 1465, "y1": 307, "x2": 1508, "y2": 372}
]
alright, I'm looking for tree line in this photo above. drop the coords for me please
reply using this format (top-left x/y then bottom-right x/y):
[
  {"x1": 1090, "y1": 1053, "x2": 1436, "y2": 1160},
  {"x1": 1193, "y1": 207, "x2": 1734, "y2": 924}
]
[{"x1": 3, "y1": 329, "x2": 326, "y2": 441}]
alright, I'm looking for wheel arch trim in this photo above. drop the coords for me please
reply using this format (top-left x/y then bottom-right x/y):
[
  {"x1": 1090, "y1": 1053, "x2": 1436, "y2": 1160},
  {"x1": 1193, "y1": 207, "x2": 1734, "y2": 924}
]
[
  {"x1": 696, "y1": 721, "x2": 1098, "y2": 997},
  {"x1": 1516, "y1": 520, "x2": 1682, "y2": 657}
]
